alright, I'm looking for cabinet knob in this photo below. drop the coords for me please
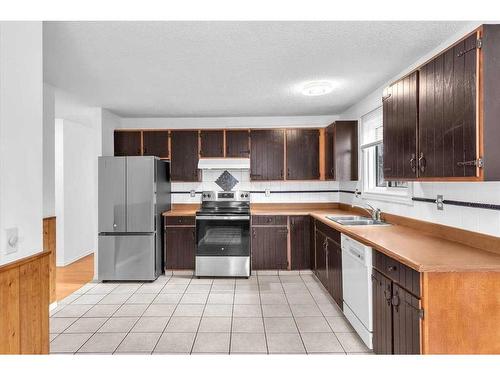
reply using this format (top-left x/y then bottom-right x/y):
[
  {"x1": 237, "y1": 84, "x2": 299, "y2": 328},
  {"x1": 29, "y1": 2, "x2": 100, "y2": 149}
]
[
  {"x1": 409, "y1": 153, "x2": 416, "y2": 173},
  {"x1": 387, "y1": 265, "x2": 397, "y2": 272}
]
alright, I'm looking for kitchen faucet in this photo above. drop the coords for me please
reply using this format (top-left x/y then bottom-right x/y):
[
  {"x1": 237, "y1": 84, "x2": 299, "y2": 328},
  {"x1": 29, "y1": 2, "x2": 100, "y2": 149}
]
[{"x1": 351, "y1": 200, "x2": 382, "y2": 221}]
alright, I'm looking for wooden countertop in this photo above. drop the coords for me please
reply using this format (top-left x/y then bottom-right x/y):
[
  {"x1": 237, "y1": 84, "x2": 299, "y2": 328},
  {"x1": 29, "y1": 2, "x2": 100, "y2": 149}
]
[{"x1": 163, "y1": 203, "x2": 500, "y2": 273}]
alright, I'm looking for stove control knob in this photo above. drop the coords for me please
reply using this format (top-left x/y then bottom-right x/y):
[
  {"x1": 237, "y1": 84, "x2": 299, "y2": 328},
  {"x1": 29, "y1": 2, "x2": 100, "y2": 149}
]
[
  {"x1": 202, "y1": 194, "x2": 207, "y2": 198},
  {"x1": 240, "y1": 193, "x2": 244, "y2": 198},
  {"x1": 244, "y1": 193, "x2": 249, "y2": 198}
]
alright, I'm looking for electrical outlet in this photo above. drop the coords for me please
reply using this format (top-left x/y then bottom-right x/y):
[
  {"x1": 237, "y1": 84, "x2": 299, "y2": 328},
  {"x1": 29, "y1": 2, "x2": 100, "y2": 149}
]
[
  {"x1": 436, "y1": 195, "x2": 444, "y2": 210},
  {"x1": 265, "y1": 189, "x2": 271, "y2": 197},
  {"x1": 5, "y1": 227, "x2": 19, "y2": 254},
  {"x1": 190, "y1": 190, "x2": 196, "y2": 198}
]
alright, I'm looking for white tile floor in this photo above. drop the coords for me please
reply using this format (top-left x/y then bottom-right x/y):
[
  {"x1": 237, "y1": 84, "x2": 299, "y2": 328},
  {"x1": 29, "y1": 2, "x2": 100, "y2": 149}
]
[{"x1": 49, "y1": 272, "x2": 371, "y2": 354}]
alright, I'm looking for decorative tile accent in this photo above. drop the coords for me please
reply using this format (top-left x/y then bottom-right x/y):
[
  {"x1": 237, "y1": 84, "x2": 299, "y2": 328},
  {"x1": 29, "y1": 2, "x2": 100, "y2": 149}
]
[{"x1": 215, "y1": 170, "x2": 239, "y2": 191}]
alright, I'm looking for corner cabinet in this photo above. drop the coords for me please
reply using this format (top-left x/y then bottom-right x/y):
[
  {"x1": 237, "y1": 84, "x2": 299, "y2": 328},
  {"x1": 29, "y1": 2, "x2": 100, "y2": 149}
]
[
  {"x1": 324, "y1": 121, "x2": 358, "y2": 181},
  {"x1": 383, "y1": 25, "x2": 500, "y2": 181}
]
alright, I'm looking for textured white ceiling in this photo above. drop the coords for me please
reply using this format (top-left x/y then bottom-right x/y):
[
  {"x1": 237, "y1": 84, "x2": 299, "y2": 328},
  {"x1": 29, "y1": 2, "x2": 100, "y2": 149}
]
[{"x1": 43, "y1": 21, "x2": 469, "y2": 117}]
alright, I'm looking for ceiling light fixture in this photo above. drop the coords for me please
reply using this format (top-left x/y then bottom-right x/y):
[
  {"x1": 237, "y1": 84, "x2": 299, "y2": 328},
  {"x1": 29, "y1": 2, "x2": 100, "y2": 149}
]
[{"x1": 301, "y1": 81, "x2": 335, "y2": 96}]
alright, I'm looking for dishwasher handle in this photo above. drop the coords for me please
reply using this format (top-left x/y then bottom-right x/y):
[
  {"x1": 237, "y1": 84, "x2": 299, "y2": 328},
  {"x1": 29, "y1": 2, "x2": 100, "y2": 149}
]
[{"x1": 343, "y1": 245, "x2": 366, "y2": 265}]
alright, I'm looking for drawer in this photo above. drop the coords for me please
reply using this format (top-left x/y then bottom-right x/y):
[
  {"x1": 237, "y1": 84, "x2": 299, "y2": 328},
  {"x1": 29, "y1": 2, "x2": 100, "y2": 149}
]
[
  {"x1": 165, "y1": 216, "x2": 195, "y2": 226},
  {"x1": 315, "y1": 220, "x2": 341, "y2": 245},
  {"x1": 252, "y1": 215, "x2": 287, "y2": 226},
  {"x1": 373, "y1": 250, "x2": 420, "y2": 297}
]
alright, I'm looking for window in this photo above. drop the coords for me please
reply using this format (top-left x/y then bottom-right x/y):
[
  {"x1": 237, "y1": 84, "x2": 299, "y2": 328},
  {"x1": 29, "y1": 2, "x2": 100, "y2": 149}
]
[{"x1": 360, "y1": 106, "x2": 412, "y2": 203}]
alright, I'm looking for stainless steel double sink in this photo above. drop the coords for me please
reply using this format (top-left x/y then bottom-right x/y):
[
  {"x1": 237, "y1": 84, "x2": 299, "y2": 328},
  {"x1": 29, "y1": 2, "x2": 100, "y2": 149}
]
[{"x1": 326, "y1": 215, "x2": 390, "y2": 226}]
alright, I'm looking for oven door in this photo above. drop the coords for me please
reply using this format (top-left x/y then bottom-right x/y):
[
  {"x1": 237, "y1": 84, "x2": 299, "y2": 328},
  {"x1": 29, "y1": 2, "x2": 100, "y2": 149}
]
[{"x1": 196, "y1": 215, "x2": 250, "y2": 257}]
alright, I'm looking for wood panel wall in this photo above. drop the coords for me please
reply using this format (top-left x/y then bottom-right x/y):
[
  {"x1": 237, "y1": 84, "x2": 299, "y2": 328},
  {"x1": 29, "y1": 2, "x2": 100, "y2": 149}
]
[
  {"x1": 0, "y1": 251, "x2": 50, "y2": 354},
  {"x1": 421, "y1": 271, "x2": 500, "y2": 354},
  {"x1": 43, "y1": 217, "x2": 56, "y2": 303}
]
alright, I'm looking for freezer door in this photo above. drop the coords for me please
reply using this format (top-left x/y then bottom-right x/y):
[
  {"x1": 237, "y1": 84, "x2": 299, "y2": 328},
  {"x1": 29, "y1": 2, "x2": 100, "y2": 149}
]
[
  {"x1": 127, "y1": 157, "x2": 155, "y2": 232},
  {"x1": 98, "y1": 157, "x2": 126, "y2": 233},
  {"x1": 98, "y1": 234, "x2": 155, "y2": 281}
]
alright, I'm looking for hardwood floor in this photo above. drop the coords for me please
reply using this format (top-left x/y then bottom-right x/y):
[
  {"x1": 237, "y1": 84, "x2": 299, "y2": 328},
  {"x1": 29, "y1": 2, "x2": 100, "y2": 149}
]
[{"x1": 56, "y1": 254, "x2": 94, "y2": 301}]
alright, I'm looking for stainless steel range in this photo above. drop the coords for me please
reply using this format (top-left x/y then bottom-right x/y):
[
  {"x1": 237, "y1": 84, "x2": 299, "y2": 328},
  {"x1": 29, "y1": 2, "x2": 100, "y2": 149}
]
[{"x1": 195, "y1": 191, "x2": 250, "y2": 278}]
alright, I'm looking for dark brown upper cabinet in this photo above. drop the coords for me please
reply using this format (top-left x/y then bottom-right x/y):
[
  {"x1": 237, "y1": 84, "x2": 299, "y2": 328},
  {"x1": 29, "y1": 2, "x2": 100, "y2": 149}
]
[
  {"x1": 226, "y1": 130, "x2": 250, "y2": 157},
  {"x1": 143, "y1": 130, "x2": 169, "y2": 158},
  {"x1": 286, "y1": 129, "x2": 320, "y2": 180},
  {"x1": 324, "y1": 121, "x2": 358, "y2": 181},
  {"x1": 250, "y1": 129, "x2": 285, "y2": 180},
  {"x1": 170, "y1": 130, "x2": 200, "y2": 182},
  {"x1": 114, "y1": 131, "x2": 142, "y2": 156},
  {"x1": 200, "y1": 130, "x2": 224, "y2": 158},
  {"x1": 418, "y1": 33, "x2": 477, "y2": 179},
  {"x1": 382, "y1": 72, "x2": 418, "y2": 180},
  {"x1": 383, "y1": 25, "x2": 500, "y2": 181}
]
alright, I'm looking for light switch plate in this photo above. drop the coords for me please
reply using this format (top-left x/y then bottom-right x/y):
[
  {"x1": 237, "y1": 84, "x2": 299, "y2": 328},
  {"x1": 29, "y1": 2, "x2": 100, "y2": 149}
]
[
  {"x1": 436, "y1": 195, "x2": 444, "y2": 210},
  {"x1": 190, "y1": 190, "x2": 196, "y2": 198},
  {"x1": 5, "y1": 227, "x2": 19, "y2": 254},
  {"x1": 265, "y1": 189, "x2": 271, "y2": 197}
]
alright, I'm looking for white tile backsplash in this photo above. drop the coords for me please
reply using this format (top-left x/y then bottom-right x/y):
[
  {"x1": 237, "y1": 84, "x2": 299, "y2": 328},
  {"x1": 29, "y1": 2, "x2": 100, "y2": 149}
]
[
  {"x1": 339, "y1": 180, "x2": 500, "y2": 238},
  {"x1": 172, "y1": 169, "x2": 340, "y2": 205}
]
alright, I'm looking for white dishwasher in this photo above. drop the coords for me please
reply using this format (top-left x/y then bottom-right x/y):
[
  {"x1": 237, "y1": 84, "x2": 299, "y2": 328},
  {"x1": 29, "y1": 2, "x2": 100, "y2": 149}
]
[{"x1": 341, "y1": 233, "x2": 373, "y2": 349}]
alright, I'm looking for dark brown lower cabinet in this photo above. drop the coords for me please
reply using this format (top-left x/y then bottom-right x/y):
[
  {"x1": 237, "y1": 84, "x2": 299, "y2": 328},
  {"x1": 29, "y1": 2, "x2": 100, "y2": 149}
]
[
  {"x1": 327, "y1": 237, "x2": 342, "y2": 308},
  {"x1": 372, "y1": 266, "x2": 421, "y2": 355},
  {"x1": 290, "y1": 215, "x2": 311, "y2": 270},
  {"x1": 165, "y1": 226, "x2": 195, "y2": 269},
  {"x1": 314, "y1": 229, "x2": 327, "y2": 285},
  {"x1": 314, "y1": 221, "x2": 343, "y2": 308},
  {"x1": 372, "y1": 269, "x2": 394, "y2": 354},
  {"x1": 251, "y1": 226, "x2": 288, "y2": 270}
]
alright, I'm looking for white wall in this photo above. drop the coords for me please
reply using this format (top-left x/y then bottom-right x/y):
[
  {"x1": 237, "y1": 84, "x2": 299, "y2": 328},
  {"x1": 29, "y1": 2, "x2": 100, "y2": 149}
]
[
  {"x1": 55, "y1": 118, "x2": 102, "y2": 266},
  {"x1": 43, "y1": 83, "x2": 56, "y2": 217},
  {"x1": 101, "y1": 109, "x2": 121, "y2": 156},
  {"x1": 339, "y1": 21, "x2": 500, "y2": 238},
  {"x1": 0, "y1": 21, "x2": 43, "y2": 265},
  {"x1": 53, "y1": 89, "x2": 102, "y2": 268}
]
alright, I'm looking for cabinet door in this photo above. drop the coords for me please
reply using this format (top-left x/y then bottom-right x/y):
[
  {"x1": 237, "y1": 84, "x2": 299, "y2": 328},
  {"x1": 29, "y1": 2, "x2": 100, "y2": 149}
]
[
  {"x1": 226, "y1": 130, "x2": 250, "y2": 157},
  {"x1": 200, "y1": 130, "x2": 224, "y2": 157},
  {"x1": 143, "y1": 130, "x2": 169, "y2": 158},
  {"x1": 419, "y1": 33, "x2": 478, "y2": 178},
  {"x1": 314, "y1": 230, "x2": 327, "y2": 287},
  {"x1": 327, "y1": 238, "x2": 343, "y2": 308},
  {"x1": 372, "y1": 269, "x2": 393, "y2": 354},
  {"x1": 250, "y1": 130, "x2": 284, "y2": 180},
  {"x1": 251, "y1": 226, "x2": 288, "y2": 270},
  {"x1": 383, "y1": 72, "x2": 418, "y2": 179},
  {"x1": 290, "y1": 216, "x2": 311, "y2": 270},
  {"x1": 114, "y1": 131, "x2": 142, "y2": 156},
  {"x1": 392, "y1": 285, "x2": 421, "y2": 354},
  {"x1": 334, "y1": 121, "x2": 358, "y2": 181},
  {"x1": 165, "y1": 226, "x2": 195, "y2": 269},
  {"x1": 170, "y1": 131, "x2": 200, "y2": 181},
  {"x1": 324, "y1": 124, "x2": 335, "y2": 180},
  {"x1": 286, "y1": 129, "x2": 319, "y2": 180}
]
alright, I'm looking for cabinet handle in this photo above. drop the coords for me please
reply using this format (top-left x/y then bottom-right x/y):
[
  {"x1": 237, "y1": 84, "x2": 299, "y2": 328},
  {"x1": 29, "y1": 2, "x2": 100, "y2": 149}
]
[
  {"x1": 287, "y1": 168, "x2": 290, "y2": 178},
  {"x1": 392, "y1": 291, "x2": 400, "y2": 312},
  {"x1": 384, "y1": 288, "x2": 392, "y2": 306},
  {"x1": 280, "y1": 169, "x2": 284, "y2": 179},
  {"x1": 409, "y1": 153, "x2": 416, "y2": 173},
  {"x1": 418, "y1": 153, "x2": 426, "y2": 173}
]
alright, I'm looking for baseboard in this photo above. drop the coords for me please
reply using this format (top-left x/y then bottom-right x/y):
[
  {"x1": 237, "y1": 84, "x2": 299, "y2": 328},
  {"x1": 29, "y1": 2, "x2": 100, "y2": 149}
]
[{"x1": 56, "y1": 249, "x2": 94, "y2": 267}]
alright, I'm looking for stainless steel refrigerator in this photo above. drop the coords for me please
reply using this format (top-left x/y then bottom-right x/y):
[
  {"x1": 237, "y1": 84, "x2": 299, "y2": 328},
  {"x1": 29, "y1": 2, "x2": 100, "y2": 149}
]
[{"x1": 98, "y1": 156, "x2": 171, "y2": 281}]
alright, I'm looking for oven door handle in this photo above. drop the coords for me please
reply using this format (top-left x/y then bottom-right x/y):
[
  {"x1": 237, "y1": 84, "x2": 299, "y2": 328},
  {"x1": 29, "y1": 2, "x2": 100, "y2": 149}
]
[{"x1": 196, "y1": 216, "x2": 250, "y2": 221}]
